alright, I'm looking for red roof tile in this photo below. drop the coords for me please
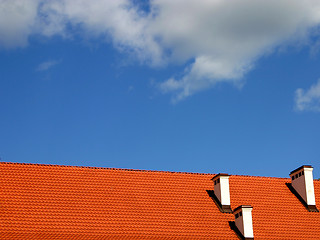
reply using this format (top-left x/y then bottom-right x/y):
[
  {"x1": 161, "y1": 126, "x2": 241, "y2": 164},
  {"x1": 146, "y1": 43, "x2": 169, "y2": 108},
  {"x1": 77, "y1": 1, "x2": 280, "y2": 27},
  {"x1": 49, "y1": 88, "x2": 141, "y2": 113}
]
[{"x1": 0, "y1": 162, "x2": 319, "y2": 239}]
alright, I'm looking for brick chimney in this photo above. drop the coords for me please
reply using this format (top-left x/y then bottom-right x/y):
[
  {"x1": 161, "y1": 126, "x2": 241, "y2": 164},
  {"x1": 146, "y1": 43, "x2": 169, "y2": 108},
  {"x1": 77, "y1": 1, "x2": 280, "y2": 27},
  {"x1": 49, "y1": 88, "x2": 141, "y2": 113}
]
[
  {"x1": 211, "y1": 173, "x2": 232, "y2": 213},
  {"x1": 289, "y1": 165, "x2": 318, "y2": 212},
  {"x1": 233, "y1": 205, "x2": 254, "y2": 240}
]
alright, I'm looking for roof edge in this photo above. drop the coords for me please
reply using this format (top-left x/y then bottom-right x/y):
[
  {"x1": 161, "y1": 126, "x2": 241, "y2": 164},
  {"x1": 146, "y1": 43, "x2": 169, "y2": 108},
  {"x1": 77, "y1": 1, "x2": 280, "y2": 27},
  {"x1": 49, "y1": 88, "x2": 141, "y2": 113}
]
[
  {"x1": 0, "y1": 161, "x2": 295, "y2": 179},
  {"x1": 0, "y1": 161, "x2": 213, "y2": 176}
]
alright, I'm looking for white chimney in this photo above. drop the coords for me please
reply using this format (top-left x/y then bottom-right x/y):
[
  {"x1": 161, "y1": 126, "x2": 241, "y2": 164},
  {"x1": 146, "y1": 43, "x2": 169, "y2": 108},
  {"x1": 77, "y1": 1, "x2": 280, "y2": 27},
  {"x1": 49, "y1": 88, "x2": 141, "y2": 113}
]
[
  {"x1": 211, "y1": 173, "x2": 232, "y2": 213},
  {"x1": 289, "y1": 165, "x2": 317, "y2": 211},
  {"x1": 233, "y1": 205, "x2": 254, "y2": 240}
]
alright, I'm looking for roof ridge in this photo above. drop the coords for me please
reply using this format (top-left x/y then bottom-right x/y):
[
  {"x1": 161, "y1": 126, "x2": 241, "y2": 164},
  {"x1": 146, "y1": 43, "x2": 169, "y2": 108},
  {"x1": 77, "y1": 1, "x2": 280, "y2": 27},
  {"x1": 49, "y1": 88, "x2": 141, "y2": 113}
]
[
  {"x1": 0, "y1": 161, "x2": 213, "y2": 175},
  {"x1": 0, "y1": 161, "x2": 293, "y2": 179},
  {"x1": 231, "y1": 174, "x2": 290, "y2": 179}
]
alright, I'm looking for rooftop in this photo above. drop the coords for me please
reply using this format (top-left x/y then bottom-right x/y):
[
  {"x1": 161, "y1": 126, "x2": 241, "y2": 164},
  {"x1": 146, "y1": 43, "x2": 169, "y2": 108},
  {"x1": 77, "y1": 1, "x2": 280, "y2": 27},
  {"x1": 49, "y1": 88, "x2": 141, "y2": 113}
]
[{"x1": 1, "y1": 162, "x2": 319, "y2": 239}]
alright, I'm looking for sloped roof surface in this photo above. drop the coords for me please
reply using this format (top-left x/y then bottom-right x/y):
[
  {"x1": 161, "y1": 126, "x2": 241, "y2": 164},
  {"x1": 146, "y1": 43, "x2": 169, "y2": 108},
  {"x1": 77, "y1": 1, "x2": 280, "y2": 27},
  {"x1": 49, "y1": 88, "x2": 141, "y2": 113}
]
[{"x1": 0, "y1": 162, "x2": 319, "y2": 239}]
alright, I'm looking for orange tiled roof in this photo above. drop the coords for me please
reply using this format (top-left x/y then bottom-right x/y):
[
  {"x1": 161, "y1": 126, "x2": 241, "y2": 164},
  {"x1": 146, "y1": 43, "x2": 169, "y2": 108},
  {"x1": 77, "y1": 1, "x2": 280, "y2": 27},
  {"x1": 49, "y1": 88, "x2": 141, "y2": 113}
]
[{"x1": 0, "y1": 162, "x2": 319, "y2": 239}]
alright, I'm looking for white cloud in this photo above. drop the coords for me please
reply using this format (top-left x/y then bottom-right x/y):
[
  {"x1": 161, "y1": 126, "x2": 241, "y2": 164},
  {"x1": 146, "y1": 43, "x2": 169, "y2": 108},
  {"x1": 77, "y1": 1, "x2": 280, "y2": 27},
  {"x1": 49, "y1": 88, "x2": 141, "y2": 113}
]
[
  {"x1": 159, "y1": 55, "x2": 252, "y2": 103},
  {"x1": 295, "y1": 79, "x2": 320, "y2": 112},
  {"x1": 0, "y1": 0, "x2": 39, "y2": 48},
  {"x1": 37, "y1": 0, "x2": 164, "y2": 65},
  {"x1": 153, "y1": 0, "x2": 320, "y2": 100},
  {"x1": 36, "y1": 60, "x2": 60, "y2": 71},
  {"x1": 2, "y1": 0, "x2": 320, "y2": 100}
]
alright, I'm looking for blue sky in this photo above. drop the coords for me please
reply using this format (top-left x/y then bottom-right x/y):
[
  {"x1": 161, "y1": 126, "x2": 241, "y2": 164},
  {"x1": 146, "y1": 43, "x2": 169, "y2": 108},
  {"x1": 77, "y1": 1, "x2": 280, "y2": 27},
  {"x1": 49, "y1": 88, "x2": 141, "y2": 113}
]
[{"x1": 0, "y1": 0, "x2": 320, "y2": 178}]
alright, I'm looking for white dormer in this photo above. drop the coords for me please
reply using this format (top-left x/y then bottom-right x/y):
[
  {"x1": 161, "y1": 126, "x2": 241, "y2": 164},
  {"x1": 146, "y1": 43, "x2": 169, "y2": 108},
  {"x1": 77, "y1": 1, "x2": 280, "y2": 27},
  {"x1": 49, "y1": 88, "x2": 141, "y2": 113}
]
[
  {"x1": 211, "y1": 173, "x2": 232, "y2": 213},
  {"x1": 289, "y1": 165, "x2": 317, "y2": 211},
  {"x1": 233, "y1": 205, "x2": 254, "y2": 239}
]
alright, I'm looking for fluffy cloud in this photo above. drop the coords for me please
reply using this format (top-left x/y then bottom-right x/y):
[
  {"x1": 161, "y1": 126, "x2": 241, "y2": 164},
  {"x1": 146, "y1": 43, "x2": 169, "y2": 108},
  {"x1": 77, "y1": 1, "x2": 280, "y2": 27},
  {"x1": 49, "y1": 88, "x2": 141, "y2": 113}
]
[
  {"x1": 2, "y1": 0, "x2": 320, "y2": 100},
  {"x1": 153, "y1": 0, "x2": 320, "y2": 100},
  {"x1": 0, "y1": 0, "x2": 39, "y2": 48},
  {"x1": 160, "y1": 56, "x2": 252, "y2": 102},
  {"x1": 295, "y1": 79, "x2": 320, "y2": 112},
  {"x1": 36, "y1": 0, "x2": 163, "y2": 65}
]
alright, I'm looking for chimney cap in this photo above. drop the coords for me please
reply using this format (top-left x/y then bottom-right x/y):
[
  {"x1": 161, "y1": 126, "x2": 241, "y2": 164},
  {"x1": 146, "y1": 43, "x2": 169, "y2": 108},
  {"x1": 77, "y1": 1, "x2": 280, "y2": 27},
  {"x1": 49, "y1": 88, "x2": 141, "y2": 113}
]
[
  {"x1": 233, "y1": 205, "x2": 253, "y2": 213},
  {"x1": 211, "y1": 173, "x2": 229, "y2": 181},
  {"x1": 290, "y1": 165, "x2": 313, "y2": 175}
]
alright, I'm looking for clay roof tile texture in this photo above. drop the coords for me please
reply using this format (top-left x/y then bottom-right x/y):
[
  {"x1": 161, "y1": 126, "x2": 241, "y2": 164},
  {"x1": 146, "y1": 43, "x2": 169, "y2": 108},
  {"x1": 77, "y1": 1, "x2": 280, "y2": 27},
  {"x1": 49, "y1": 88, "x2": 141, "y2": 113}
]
[{"x1": 0, "y1": 162, "x2": 319, "y2": 239}]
